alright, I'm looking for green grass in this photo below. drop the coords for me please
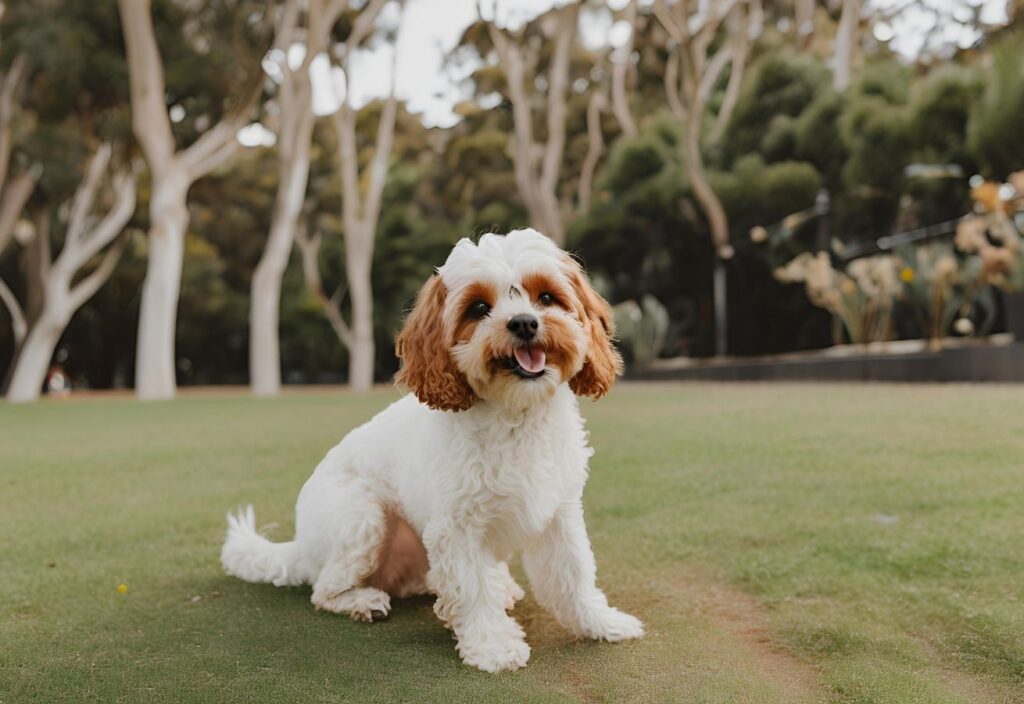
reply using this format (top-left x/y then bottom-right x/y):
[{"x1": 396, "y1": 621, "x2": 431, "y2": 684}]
[{"x1": 2, "y1": 383, "x2": 1023, "y2": 703}]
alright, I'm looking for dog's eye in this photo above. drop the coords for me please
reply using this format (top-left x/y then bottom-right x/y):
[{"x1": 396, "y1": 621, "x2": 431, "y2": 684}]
[
  {"x1": 538, "y1": 292, "x2": 556, "y2": 306},
  {"x1": 466, "y1": 300, "x2": 491, "y2": 319}
]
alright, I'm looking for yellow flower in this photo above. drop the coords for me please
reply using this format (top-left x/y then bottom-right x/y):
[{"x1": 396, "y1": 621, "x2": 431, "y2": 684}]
[
  {"x1": 900, "y1": 267, "x2": 915, "y2": 283},
  {"x1": 117, "y1": 583, "x2": 128, "y2": 594}
]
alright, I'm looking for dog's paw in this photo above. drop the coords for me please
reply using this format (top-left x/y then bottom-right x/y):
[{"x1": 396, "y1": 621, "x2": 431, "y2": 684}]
[
  {"x1": 313, "y1": 587, "x2": 391, "y2": 622},
  {"x1": 459, "y1": 634, "x2": 531, "y2": 673},
  {"x1": 581, "y1": 606, "x2": 645, "y2": 642}
]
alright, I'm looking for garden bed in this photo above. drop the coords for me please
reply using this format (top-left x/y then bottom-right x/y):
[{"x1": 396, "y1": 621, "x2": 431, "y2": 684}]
[{"x1": 636, "y1": 333, "x2": 1024, "y2": 382}]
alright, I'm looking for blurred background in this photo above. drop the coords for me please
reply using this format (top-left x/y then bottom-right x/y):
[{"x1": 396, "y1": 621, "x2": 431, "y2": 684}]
[{"x1": 0, "y1": 0, "x2": 1022, "y2": 401}]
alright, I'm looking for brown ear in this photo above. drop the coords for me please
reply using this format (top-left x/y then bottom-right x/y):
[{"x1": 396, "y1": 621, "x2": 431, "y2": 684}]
[
  {"x1": 568, "y1": 262, "x2": 623, "y2": 400},
  {"x1": 394, "y1": 276, "x2": 477, "y2": 411}
]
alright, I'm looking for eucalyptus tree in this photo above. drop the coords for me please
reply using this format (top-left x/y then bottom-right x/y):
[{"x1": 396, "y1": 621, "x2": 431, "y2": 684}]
[
  {"x1": 292, "y1": 0, "x2": 396, "y2": 392},
  {"x1": 6, "y1": 145, "x2": 136, "y2": 402},
  {"x1": 118, "y1": 0, "x2": 269, "y2": 399},
  {"x1": 249, "y1": 0, "x2": 347, "y2": 397},
  {"x1": 833, "y1": 0, "x2": 861, "y2": 91},
  {"x1": 0, "y1": 0, "x2": 138, "y2": 398},
  {"x1": 480, "y1": 3, "x2": 579, "y2": 245}
]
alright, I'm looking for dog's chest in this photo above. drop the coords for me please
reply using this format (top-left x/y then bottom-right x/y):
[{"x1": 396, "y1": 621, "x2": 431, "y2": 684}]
[{"x1": 458, "y1": 422, "x2": 571, "y2": 545}]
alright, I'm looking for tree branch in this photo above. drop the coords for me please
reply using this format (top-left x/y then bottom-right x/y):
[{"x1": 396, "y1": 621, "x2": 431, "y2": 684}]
[
  {"x1": 834, "y1": 0, "x2": 861, "y2": 91},
  {"x1": 308, "y1": 0, "x2": 347, "y2": 60},
  {"x1": 664, "y1": 47, "x2": 686, "y2": 120},
  {"x1": 0, "y1": 165, "x2": 40, "y2": 254},
  {"x1": 65, "y1": 143, "x2": 113, "y2": 249},
  {"x1": 118, "y1": 0, "x2": 176, "y2": 171},
  {"x1": 577, "y1": 90, "x2": 605, "y2": 214},
  {"x1": 699, "y1": 43, "x2": 732, "y2": 102},
  {"x1": 68, "y1": 237, "x2": 127, "y2": 312},
  {"x1": 182, "y1": 4, "x2": 273, "y2": 180},
  {"x1": 539, "y1": 2, "x2": 576, "y2": 197},
  {"x1": 0, "y1": 51, "x2": 28, "y2": 191},
  {"x1": 610, "y1": 0, "x2": 637, "y2": 138},
  {"x1": 710, "y1": 5, "x2": 751, "y2": 144},
  {"x1": 33, "y1": 209, "x2": 51, "y2": 283},
  {"x1": 0, "y1": 275, "x2": 26, "y2": 346},
  {"x1": 344, "y1": 0, "x2": 389, "y2": 54},
  {"x1": 272, "y1": 0, "x2": 302, "y2": 53},
  {"x1": 295, "y1": 220, "x2": 353, "y2": 347},
  {"x1": 692, "y1": 0, "x2": 739, "y2": 64},
  {"x1": 183, "y1": 126, "x2": 244, "y2": 180},
  {"x1": 795, "y1": 0, "x2": 814, "y2": 46},
  {"x1": 333, "y1": 104, "x2": 361, "y2": 224},
  {"x1": 360, "y1": 34, "x2": 400, "y2": 232},
  {"x1": 487, "y1": 21, "x2": 539, "y2": 215},
  {"x1": 653, "y1": 0, "x2": 687, "y2": 46},
  {"x1": 75, "y1": 169, "x2": 138, "y2": 265}
]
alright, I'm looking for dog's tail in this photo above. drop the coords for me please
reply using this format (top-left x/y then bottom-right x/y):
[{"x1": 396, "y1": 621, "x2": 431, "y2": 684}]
[{"x1": 220, "y1": 505, "x2": 306, "y2": 587}]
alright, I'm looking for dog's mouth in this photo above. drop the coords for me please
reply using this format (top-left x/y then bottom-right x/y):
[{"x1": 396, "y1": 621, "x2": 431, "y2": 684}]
[{"x1": 501, "y1": 344, "x2": 547, "y2": 379}]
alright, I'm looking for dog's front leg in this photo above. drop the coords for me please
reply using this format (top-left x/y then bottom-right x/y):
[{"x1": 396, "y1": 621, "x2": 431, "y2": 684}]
[
  {"x1": 523, "y1": 499, "x2": 644, "y2": 642},
  {"x1": 423, "y1": 521, "x2": 531, "y2": 672}
]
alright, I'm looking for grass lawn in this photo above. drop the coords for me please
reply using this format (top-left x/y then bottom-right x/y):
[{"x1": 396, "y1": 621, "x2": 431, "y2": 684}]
[{"x1": 2, "y1": 383, "x2": 1023, "y2": 703}]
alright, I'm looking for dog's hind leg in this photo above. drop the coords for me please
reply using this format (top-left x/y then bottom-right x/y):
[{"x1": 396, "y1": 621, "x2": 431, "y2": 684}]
[
  {"x1": 304, "y1": 482, "x2": 392, "y2": 622},
  {"x1": 498, "y1": 561, "x2": 525, "y2": 610}
]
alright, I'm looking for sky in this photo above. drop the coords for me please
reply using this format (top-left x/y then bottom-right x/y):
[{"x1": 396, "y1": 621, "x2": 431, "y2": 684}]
[{"x1": 238, "y1": 0, "x2": 1011, "y2": 146}]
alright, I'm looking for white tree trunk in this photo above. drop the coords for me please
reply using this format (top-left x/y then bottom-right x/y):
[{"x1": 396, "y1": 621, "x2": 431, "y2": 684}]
[
  {"x1": 795, "y1": 0, "x2": 815, "y2": 46},
  {"x1": 249, "y1": 259, "x2": 284, "y2": 395},
  {"x1": 713, "y1": 258, "x2": 727, "y2": 358},
  {"x1": 6, "y1": 311, "x2": 63, "y2": 402},
  {"x1": 346, "y1": 241, "x2": 374, "y2": 392},
  {"x1": 248, "y1": 0, "x2": 342, "y2": 396},
  {"x1": 120, "y1": 0, "x2": 254, "y2": 400},
  {"x1": 248, "y1": 265, "x2": 285, "y2": 394},
  {"x1": 135, "y1": 171, "x2": 188, "y2": 400},
  {"x1": 577, "y1": 91, "x2": 605, "y2": 214},
  {"x1": 249, "y1": 138, "x2": 311, "y2": 395},
  {"x1": 611, "y1": 0, "x2": 638, "y2": 138},
  {"x1": 833, "y1": 0, "x2": 860, "y2": 91}
]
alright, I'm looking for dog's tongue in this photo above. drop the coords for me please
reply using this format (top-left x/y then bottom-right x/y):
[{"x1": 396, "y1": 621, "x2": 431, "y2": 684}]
[{"x1": 514, "y1": 346, "x2": 547, "y2": 374}]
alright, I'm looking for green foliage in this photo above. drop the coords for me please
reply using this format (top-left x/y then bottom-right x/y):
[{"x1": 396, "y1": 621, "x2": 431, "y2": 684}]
[
  {"x1": 176, "y1": 234, "x2": 249, "y2": 385},
  {"x1": 723, "y1": 52, "x2": 830, "y2": 164},
  {"x1": 572, "y1": 117, "x2": 710, "y2": 355},
  {"x1": 758, "y1": 114, "x2": 799, "y2": 163},
  {"x1": 793, "y1": 91, "x2": 846, "y2": 189},
  {"x1": 600, "y1": 121, "x2": 674, "y2": 195},
  {"x1": 3, "y1": 3, "x2": 1024, "y2": 385},
  {"x1": 2, "y1": 0, "x2": 128, "y2": 122},
  {"x1": 968, "y1": 34, "x2": 1024, "y2": 179},
  {"x1": 834, "y1": 66, "x2": 914, "y2": 238},
  {"x1": 908, "y1": 64, "x2": 981, "y2": 167},
  {"x1": 854, "y1": 58, "x2": 911, "y2": 105},
  {"x1": 839, "y1": 94, "x2": 910, "y2": 194},
  {"x1": 710, "y1": 155, "x2": 821, "y2": 236}
]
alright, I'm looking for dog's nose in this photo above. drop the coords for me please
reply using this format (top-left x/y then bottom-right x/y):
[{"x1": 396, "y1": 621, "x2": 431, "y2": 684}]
[{"x1": 507, "y1": 314, "x2": 539, "y2": 341}]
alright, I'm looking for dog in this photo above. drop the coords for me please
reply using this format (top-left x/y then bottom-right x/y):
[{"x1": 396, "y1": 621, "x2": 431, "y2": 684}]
[{"x1": 221, "y1": 228, "x2": 644, "y2": 672}]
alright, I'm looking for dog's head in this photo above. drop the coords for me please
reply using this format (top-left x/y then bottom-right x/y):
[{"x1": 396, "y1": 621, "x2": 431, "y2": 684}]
[{"x1": 395, "y1": 229, "x2": 621, "y2": 411}]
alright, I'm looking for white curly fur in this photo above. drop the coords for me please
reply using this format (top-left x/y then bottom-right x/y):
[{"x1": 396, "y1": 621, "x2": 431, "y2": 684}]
[{"x1": 221, "y1": 229, "x2": 643, "y2": 672}]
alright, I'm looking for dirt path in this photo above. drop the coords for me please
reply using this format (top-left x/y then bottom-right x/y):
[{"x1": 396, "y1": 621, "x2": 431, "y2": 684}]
[
  {"x1": 683, "y1": 572, "x2": 826, "y2": 700},
  {"x1": 513, "y1": 566, "x2": 828, "y2": 703}
]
